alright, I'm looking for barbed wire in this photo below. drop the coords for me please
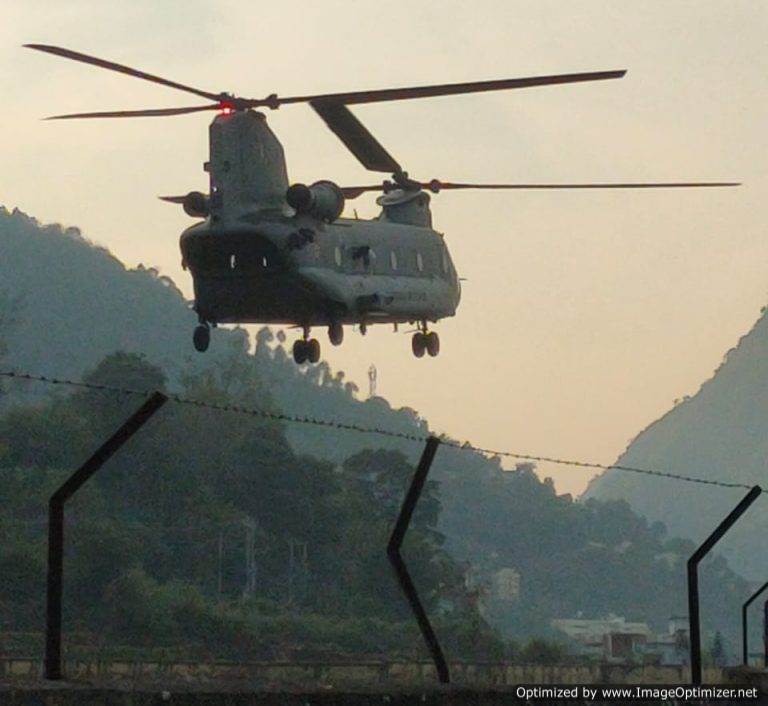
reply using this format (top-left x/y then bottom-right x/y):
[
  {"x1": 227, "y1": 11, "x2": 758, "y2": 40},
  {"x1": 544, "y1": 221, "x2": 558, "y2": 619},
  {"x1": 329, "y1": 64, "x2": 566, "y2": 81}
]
[{"x1": 0, "y1": 369, "x2": 754, "y2": 491}]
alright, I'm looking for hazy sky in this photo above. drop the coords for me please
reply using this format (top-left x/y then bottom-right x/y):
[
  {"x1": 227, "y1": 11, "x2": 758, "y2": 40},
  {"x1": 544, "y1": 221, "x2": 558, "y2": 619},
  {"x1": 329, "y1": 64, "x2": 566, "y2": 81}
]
[{"x1": 2, "y1": 1, "x2": 766, "y2": 495}]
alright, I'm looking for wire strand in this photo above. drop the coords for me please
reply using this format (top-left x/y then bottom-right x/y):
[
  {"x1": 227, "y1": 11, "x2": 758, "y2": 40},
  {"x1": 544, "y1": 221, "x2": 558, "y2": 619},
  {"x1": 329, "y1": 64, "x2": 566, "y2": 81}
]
[{"x1": 0, "y1": 369, "x2": 753, "y2": 491}]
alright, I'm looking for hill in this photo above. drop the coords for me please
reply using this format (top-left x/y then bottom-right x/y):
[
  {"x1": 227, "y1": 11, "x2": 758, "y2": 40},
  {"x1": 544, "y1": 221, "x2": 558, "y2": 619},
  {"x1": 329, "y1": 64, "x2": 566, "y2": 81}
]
[{"x1": 584, "y1": 305, "x2": 768, "y2": 581}]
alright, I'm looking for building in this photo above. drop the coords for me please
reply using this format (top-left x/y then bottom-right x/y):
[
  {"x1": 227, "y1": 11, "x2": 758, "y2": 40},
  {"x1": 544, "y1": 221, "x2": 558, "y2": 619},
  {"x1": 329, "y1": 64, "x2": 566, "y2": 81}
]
[
  {"x1": 552, "y1": 614, "x2": 689, "y2": 665},
  {"x1": 492, "y1": 568, "x2": 521, "y2": 602}
]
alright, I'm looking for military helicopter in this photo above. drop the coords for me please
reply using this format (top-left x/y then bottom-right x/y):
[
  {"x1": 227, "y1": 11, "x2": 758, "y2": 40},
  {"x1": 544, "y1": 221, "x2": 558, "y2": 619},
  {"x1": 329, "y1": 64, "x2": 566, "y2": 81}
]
[{"x1": 25, "y1": 44, "x2": 739, "y2": 364}]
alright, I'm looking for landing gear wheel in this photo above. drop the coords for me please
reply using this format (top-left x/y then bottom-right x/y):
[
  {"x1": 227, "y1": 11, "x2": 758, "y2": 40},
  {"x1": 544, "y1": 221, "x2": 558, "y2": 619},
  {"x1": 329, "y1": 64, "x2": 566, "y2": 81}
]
[
  {"x1": 426, "y1": 331, "x2": 440, "y2": 357},
  {"x1": 293, "y1": 339, "x2": 308, "y2": 364},
  {"x1": 329, "y1": 323, "x2": 344, "y2": 346},
  {"x1": 193, "y1": 324, "x2": 210, "y2": 353},
  {"x1": 412, "y1": 332, "x2": 426, "y2": 358},
  {"x1": 307, "y1": 338, "x2": 321, "y2": 363}
]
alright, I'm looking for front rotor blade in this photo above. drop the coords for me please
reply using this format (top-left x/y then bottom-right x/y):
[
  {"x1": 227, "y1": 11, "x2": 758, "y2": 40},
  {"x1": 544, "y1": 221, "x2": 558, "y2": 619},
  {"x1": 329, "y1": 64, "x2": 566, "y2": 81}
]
[
  {"x1": 277, "y1": 70, "x2": 626, "y2": 107},
  {"x1": 311, "y1": 101, "x2": 401, "y2": 174},
  {"x1": 24, "y1": 44, "x2": 222, "y2": 102},
  {"x1": 44, "y1": 105, "x2": 219, "y2": 120},
  {"x1": 424, "y1": 181, "x2": 741, "y2": 192}
]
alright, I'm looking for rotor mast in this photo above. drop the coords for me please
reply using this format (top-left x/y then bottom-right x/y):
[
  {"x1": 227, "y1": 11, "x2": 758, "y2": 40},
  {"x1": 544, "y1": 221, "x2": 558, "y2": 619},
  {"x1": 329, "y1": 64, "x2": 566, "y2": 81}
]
[{"x1": 208, "y1": 111, "x2": 289, "y2": 224}]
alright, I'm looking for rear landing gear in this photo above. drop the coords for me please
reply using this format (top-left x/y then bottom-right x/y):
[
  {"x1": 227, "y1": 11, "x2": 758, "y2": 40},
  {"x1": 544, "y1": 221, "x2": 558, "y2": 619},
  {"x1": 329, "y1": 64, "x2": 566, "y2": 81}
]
[
  {"x1": 307, "y1": 338, "x2": 320, "y2": 363},
  {"x1": 411, "y1": 324, "x2": 439, "y2": 358},
  {"x1": 425, "y1": 331, "x2": 440, "y2": 357},
  {"x1": 412, "y1": 332, "x2": 426, "y2": 358},
  {"x1": 193, "y1": 324, "x2": 210, "y2": 352}
]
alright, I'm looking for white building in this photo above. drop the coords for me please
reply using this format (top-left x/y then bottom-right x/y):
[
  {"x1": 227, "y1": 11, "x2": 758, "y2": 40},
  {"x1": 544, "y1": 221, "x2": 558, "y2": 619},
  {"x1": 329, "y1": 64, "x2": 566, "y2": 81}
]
[{"x1": 552, "y1": 614, "x2": 689, "y2": 665}]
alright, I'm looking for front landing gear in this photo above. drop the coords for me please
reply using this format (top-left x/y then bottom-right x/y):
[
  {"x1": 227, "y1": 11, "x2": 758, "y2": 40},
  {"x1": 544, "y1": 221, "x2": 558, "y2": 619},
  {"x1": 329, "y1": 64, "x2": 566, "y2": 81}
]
[
  {"x1": 293, "y1": 329, "x2": 321, "y2": 365},
  {"x1": 411, "y1": 325, "x2": 439, "y2": 359},
  {"x1": 193, "y1": 324, "x2": 210, "y2": 353}
]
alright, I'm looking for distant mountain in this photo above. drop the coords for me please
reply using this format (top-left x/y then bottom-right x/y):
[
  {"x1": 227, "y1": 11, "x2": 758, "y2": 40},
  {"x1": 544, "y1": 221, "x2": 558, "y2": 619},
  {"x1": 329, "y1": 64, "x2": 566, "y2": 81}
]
[
  {"x1": 0, "y1": 206, "x2": 753, "y2": 645},
  {"x1": 584, "y1": 306, "x2": 768, "y2": 580},
  {"x1": 0, "y1": 207, "x2": 239, "y2": 384}
]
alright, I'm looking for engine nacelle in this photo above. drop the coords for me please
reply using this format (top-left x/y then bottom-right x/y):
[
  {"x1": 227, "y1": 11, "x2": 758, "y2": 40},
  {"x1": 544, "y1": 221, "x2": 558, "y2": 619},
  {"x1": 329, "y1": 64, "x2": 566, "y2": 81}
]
[
  {"x1": 183, "y1": 191, "x2": 210, "y2": 218},
  {"x1": 286, "y1": 180, "x2": 344, "y2": 222}
]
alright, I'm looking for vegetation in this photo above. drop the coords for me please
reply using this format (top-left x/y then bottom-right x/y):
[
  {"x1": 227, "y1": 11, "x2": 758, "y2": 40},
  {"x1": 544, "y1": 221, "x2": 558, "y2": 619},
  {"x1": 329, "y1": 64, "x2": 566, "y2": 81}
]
[
  {"x1": 0, "y1": 352, "x2": 509, "y2": 659},
  {"x1": 585, "y1": 289, "x2": 768, "y2": 583}
]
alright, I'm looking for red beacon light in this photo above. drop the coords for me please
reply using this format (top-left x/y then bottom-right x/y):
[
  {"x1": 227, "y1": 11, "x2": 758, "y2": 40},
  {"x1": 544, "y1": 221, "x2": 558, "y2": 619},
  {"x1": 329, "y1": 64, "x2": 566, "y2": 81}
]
[{"x1": 219, "y1": 103, "x2": 234, "y2": 116}]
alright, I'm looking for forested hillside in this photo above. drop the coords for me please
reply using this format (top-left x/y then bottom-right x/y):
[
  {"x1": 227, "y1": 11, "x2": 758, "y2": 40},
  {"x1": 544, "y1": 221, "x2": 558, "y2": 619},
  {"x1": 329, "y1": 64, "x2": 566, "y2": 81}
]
[
  {"x1": 0, "y1": 207, "x2": 754, "y2": 655},
  {"x1": 585, "y1": 304, "x2": 768, "y2": 581}
]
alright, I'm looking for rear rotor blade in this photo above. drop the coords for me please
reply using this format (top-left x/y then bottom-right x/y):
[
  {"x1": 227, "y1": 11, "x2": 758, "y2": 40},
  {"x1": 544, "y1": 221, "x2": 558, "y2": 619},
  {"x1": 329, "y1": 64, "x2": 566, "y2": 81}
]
[
  {"x1": 276, "y1": 70, "x2": 626, "y2": 107},
  {"x1": 44, "y1": 105, "x2": 219, "y2": 120},
  {"x1": 159, "y1": 195, "x2": 188, "y2": 204},
  {"x1": 24, "y1": 44, "x2": 222, "y2": 102},
  {"x1": 424, "y1": 181, "x2": 741, "y2": 192},
  {"x1": 341, "y1": 180, "x2": 741, "y2": 198},
  {"x1": 311, "y1": 101, "x2": 401, "y2": 174}
]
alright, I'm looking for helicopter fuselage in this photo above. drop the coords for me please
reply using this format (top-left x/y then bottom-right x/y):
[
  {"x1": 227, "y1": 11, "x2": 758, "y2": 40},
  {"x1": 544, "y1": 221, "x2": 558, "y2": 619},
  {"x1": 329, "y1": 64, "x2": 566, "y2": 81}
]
[
  {"x1": 177, "y1": 109, "x2": 460, "y2": 336},
  {"x1": 180, "y1": 214, "x2": 461, "y2": 328}
]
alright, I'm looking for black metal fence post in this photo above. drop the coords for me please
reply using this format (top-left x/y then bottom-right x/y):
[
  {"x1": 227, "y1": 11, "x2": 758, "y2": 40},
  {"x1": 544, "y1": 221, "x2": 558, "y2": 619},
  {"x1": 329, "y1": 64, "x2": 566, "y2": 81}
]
[
  {"x1": 387, "y1": 436, "x2": 449, "y2": 684},
  {"x1": 741, "y1": 579, "x2": 768, "y2": 665},
  {"x1": 45, "y1": 391, "x2": 167, "y2": 680},
  {"x1": 764, "y1": 600, "x2": 768, "y2": 669},
  {"x1": 687, "y1": 485, "x2": 761, "y2": 685}
]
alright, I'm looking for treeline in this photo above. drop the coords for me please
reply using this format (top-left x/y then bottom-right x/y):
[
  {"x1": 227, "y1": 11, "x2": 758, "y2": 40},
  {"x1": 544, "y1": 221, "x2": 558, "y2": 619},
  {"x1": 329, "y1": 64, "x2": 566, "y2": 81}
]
[{"x1": 0, "y1": 351, "x2": 509, "y2": 660}]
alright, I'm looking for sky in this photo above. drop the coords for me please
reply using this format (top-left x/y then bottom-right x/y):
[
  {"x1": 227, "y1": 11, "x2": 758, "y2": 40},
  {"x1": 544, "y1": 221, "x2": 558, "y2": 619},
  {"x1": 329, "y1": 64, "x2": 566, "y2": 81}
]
[{"x1": 1, "y1": 1, "x2": 766, "y2": 495}]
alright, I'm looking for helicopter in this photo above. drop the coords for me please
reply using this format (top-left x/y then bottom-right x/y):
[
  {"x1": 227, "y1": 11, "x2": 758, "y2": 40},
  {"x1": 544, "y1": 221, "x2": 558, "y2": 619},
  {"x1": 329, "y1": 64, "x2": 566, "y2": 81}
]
[{"x1": 25, "y1": 44, "x2": 739, "y2": 364}]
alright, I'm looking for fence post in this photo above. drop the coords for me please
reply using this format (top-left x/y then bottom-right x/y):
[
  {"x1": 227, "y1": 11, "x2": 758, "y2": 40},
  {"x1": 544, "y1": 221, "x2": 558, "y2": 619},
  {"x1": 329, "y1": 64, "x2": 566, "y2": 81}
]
[
  {"x1": 764, "y1": 601, "x2": 768, "y2": 669},
  {"x1": 387, "y1": 436, "x2": 449, "y2": 684},
  {"x1": 741, "y1": 579, "x2": 768, "y2": 665},
  {"x1": 687, "y1": 485, "x2": 761, "y2": 685},
  {"x1": 45, "y1": 391, "x2": 167, "y2": 680}
]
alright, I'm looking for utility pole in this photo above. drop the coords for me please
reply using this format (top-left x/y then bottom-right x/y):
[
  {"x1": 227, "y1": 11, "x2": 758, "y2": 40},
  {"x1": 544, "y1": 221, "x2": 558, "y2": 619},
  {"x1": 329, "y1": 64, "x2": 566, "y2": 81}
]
[
  {"x1": 217, "y1": 531, "x2": 224, "y2": 600},
  {"x1": 242, "y1": 518, "x2": 257, "y2": 597}
]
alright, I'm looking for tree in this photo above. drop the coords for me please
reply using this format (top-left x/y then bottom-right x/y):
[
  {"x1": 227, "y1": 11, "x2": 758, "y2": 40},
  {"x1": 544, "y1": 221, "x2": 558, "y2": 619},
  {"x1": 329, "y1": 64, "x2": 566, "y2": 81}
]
[
  {"x1": 711, "y1": 630, "x2": 727, "y2": 667},
  {"x1": 0, "y1": 289, "x2": 21, "y2": 400}
]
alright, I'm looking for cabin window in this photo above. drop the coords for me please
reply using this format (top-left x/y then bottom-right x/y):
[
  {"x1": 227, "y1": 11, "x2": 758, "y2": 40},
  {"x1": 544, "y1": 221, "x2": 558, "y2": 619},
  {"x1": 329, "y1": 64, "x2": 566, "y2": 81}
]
[
  {"x1": 262, "y1": 255, "x2": 268, "y2": 268},
  {"x1": 334, "y1": 246, "x2": 342, "y2": 267},
  {"x1": 390, "y1": 251, "x2": 398, "y2": 270},
  {"x1": 230, "y1": 254, "x2": 236, "y2": 270},
  {"x1": 352, "y1": 245, "x2": 373, "y2": 272},
  {"x1": 441, "y1": 251, "x2": 449, "y2": 274},
  {"x1": 416, "y1": 252, "x2": 424, "y2": 272}
]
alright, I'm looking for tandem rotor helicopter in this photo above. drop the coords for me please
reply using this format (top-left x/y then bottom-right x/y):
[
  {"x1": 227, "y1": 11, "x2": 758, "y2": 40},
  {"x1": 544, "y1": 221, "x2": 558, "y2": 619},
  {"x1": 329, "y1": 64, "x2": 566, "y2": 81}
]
[{"x1": 26, "y1": 44, "x2": 738, "y2": 364}]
